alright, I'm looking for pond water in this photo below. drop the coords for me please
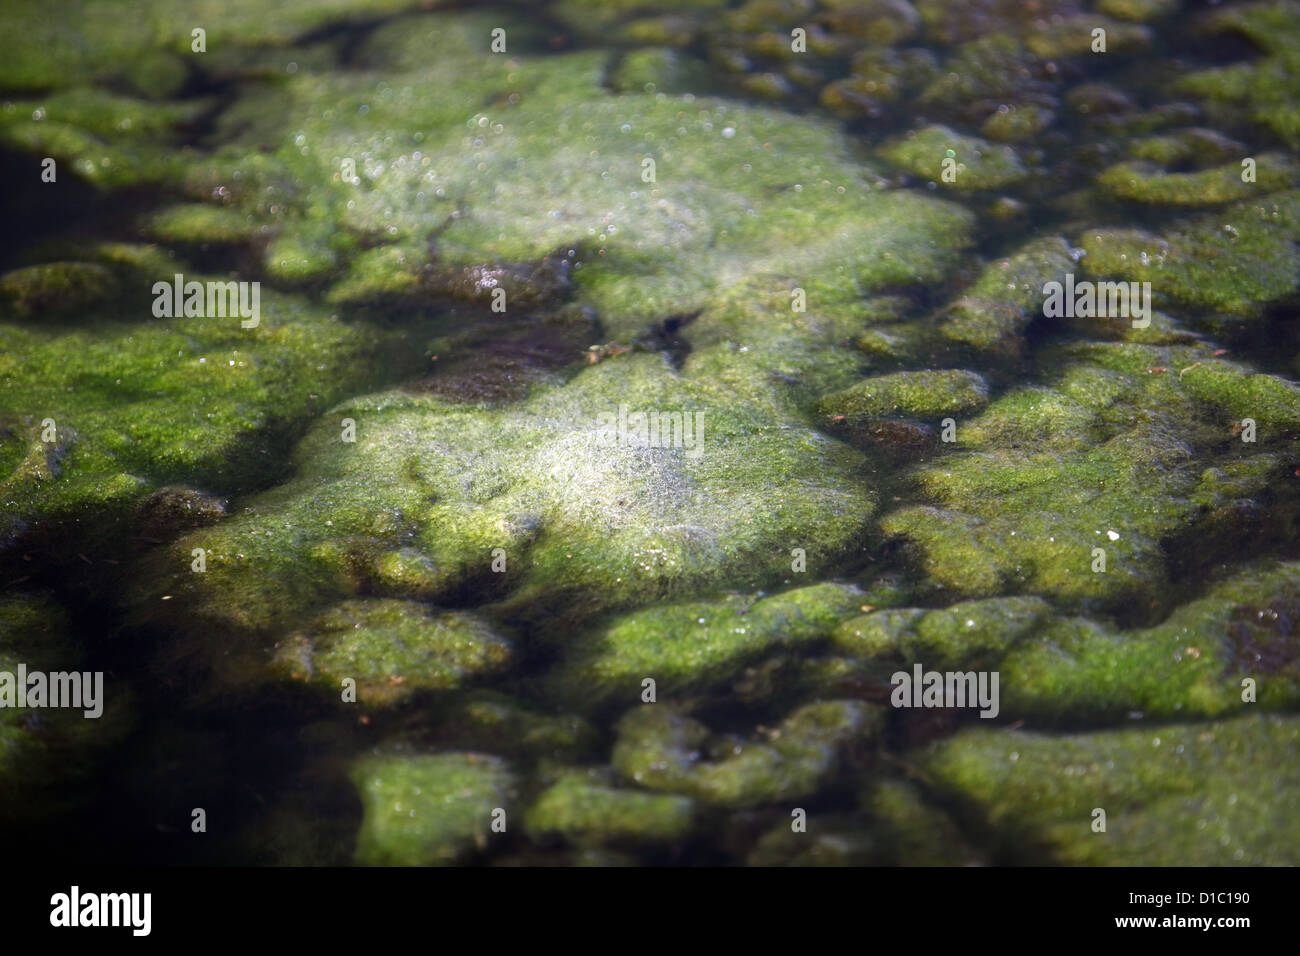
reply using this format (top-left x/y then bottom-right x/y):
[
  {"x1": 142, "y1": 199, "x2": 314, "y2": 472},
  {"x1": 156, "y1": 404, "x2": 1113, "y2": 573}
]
[{"x1": 1, "y1": 0, "x2": 1298, "y2": 866}]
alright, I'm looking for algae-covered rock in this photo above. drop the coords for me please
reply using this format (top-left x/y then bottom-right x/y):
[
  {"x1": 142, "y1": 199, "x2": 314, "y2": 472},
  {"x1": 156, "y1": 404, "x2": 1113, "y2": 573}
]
[
  {"x1": 549, "y1": 583, "x2": 871, "y2": 705},
  {"x1": 351, "y1": 751, "x2": 514, "y2": 865},
  {"x1": 997, "y1": 561, "x2": 1300, "y2": 723},
  {"x1": 0, "y1": 593, "x2": 131, "y2": 825},
  {"x1": 130, "y1": 353, "x2": 879, "y2": 656},
  {"x1": 0, "y1": 262, "x2": 117, "y2": 318},
  {"x1": 878, "y1": 125, "x2": 1028, "y2": 191},
  {"x1": 612, "y1": 700, "x2": 881, "y2": 807},
  {"x1": 745, "y1": 814, "x2": 882, "y2": 866},
  {"x1": 923, "y1": 713, "x2": 1300, "y2": 864},
  {"x1": 879, "y1": 340, "x2": 1300, "y2": 607},
  {"x1": 0, "y1": 88, "x2": 205, "y2": 189},
  {"x1": 935, "y1": 237, "x2": 1075, "y2": 351},
  {"x1": 524, "y1": 768, "x2": 696, "y2": 844},
  {"x1": 201, "y1": 10, "x2": 969, "y2": 341},
  {"x1": 420, "y1": 693, "x2": 600, "y2": 763},
  {"x1": 272, "y1": 599, "x2": 513, "y2": 705},
  {"x1": 610, "y1": 48, "x2": 711, "y2": 94},
  {"x1": 832, "y1": 595, "x2": 1050, "y2": 669},
  {"x1": 1178, "y1": 1, "x2": 1300, "y2": 148},
  {"x1": 1096, "y1": 154, "x2": 1298, "y2": 207},
  {"x1": 0, "y1": 265, "x2": 426, "y2": 568},
  {"x1": 4, "y1": 0, "x2": 1300, "y2": 871},
  {"x1": 859, "y1": 778, "x2": 984, "y2": 865},
  {"x1": 1076, "y1": 192, "x2": 1300, "y2": 316},
  {"x1": 816, "y1": 369, "x2": 990, "y2": 425}
]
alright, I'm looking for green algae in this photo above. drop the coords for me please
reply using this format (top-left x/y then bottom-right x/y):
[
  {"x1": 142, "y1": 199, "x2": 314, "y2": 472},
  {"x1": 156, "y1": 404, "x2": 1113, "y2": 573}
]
[
  {"x1": 423, "y1": 693, "x2": 600, "y2": 763},
  {"x1": 194, "y1": 10, "x2": 970, "y2": 339},
  {"x1": 1096, "y1": 154, "x2": 1298, "y2": 206},
  {"x1": 141, "y1": 203, "x2": 266, "y2": 244},
  {"x1": 129, "y1": 353, "x2": 880, "y2": 674},
  {"x1": 549, "y1": 583, "x2": 871, "y2": 705},
  {"x1": 524, "y1": 768, "x2": 696, "y2": 844},
  {"x1": 0, "y1": 0, "x2": 1298, "y2": 869},
  {"x1": 923, "y1": 713, "x2": 1300, "y2": 865},
  {"x1": 612, "y1": 700, "x2": 881, "y2": 808},
  {"x1": 879, "y1": 340, "x2": 1300, "y2": 606},
  {"x1": 831, "y1": 595, "x2": 1051, "y2": 670},
  {"x1": 0, "y1": 593, "x2": 131, "y2": 824},
  {"x1": 271, "y1": 599, "x2": 514, "y2": 704},
  {"x1": 815, "y1": 369, "x2": 990, "y2": 425},
  {"x1": 1076, "y1": 191, "x2": 1300, "y2": 316},
  {"x1": 351, "y1": 751, "x2": 514, "y2": 865},
  {"x1": 1177, "y1": 1, "x2": 1300, "y2": 149},
  {"x1": 997, "y1": 562, "x2": 1300, "y2": 723},
  {"x1": 935, "y1": 237, "x2": 1075, "y2": 350},
  {"x1": 0, "y1": 262, "x2": 118, "y2": 318},
  {"x1": 611, "y1": 48, "x2": 712, "y2": 95},
  {"x1": 0, "y1": 267, "x2": 429, "y2": 569},
  {"x1": 878, "y1": 125, "x2": 1028, "y2": 191}
]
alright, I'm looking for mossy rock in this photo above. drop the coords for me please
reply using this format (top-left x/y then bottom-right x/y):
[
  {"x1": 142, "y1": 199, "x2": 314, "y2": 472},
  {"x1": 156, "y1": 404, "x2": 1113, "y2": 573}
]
[
  {"x1": 923, "y1": 713, "x2": 1300, "y2": 864},
  {"x1": 1076, "y1": 191, "x2": 1300, "y2": 316},
  {"x1": 524, "y1": 768, "x2": 696, "y2": 844},
  {"x1": 129, "y1": 354, "x2": 881, "y2": 665},
  {"x1": 878, "y1": 125, "x2": 1028, "y2": 191},
  {"x1": 998, "y1": 561, "x2": 1300, "y2": 724},
  {"x1": 351, "y1": 751, "x2": 514, "y2": 866},
  {"x1": 271, "y1": 599, "x2": 514, "y2": 705},
  {"x1": 612, "y1": 700, "x2": 881, "y2": 807},
  {"x1": 548, "y1": 582, "x2": 871, "y2": 705}
]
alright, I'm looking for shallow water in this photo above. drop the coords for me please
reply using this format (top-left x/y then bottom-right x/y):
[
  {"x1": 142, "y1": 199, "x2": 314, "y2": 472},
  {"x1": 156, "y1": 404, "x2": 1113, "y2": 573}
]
[{"x1": 1, "y1": 0, "x2": 1299, "y2": 866}]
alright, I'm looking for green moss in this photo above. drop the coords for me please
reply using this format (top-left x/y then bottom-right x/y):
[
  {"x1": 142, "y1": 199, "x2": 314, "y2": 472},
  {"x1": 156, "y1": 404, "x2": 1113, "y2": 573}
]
[
  {"x1": 1077, "y1": 192, "x2": 1300, "y2": 316},
  {"x1": 525, "y1": 769, "x2": 695, "y2": 843},
  {"x1": 998, "y1": 561, "x2": 1300, "y2": 723},
  {"x1": 878, "y1": 341, "x2": 1300, "y2": 605},
  {"x1": 271, "y1": 599, "x2": 513, "y2": 704},
  {"x1": 923, "y1": 714, "x2": 1300, "y2": 864},
  {"x1": 1096, "y1": 154, "x2": 1297, "y2": 206},
  {"x1": 351, "y1": 751, "x2": 514, "y2": 865},
  {"x1": 1177, "y1": 1, "x2": 1300, "y2": 148},
  {"x1": 0, "y1": 262, "x2": 117, "y2": 318},
  {"x1": 142, "y1": 204, "x2": 265, "y2": 244},
  {"x1": 816, "y1": 370, "x2": 990, "y2": 426},
  {"x1": 878, "y1": 125, "x2": 1028, "y2": 191},
  {"x1": 612, "y1": 700, "x2": 880, "y2": 807},
  {"x1": 549, "y1": 583, "x2": 870, "y2": 704}
]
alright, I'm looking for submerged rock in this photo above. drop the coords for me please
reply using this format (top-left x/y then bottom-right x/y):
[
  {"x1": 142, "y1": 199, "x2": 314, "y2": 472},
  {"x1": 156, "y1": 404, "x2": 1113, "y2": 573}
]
[
  {"x1": 923, "y1": 713, "x2": 1300, "y2": 864},
  {"x1": 612, "y1": 700, "x2": 881, "y2": 807},
  {"x1": 2, "y1": 0, "x2": 1299, "y2": 869},
  {"x1": 351, "y1": 751, "x2": 515, "y2": 866}
]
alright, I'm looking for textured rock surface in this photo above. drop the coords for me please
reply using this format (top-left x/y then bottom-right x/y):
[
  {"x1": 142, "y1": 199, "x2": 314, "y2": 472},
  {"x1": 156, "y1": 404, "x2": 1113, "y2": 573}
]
[{"x1": 1, "y1": 0, "x2": 1298, "y2": 867}]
